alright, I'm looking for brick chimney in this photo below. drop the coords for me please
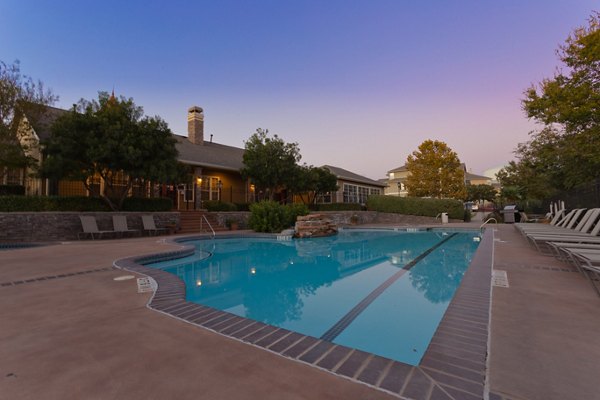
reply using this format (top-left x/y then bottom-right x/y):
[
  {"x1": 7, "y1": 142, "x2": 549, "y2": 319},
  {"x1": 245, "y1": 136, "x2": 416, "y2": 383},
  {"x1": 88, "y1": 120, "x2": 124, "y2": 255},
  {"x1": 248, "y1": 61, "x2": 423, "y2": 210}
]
[{"x1": 187, "y1": 106, "x2": 204, "y2": 145}]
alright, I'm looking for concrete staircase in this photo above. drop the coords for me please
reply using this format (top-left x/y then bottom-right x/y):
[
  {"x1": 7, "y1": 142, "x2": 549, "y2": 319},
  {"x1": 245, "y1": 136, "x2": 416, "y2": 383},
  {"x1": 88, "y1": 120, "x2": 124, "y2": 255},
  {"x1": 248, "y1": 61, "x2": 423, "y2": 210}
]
[{"x1": 178, "y1": 211, "x2": 228, "y2": 234}]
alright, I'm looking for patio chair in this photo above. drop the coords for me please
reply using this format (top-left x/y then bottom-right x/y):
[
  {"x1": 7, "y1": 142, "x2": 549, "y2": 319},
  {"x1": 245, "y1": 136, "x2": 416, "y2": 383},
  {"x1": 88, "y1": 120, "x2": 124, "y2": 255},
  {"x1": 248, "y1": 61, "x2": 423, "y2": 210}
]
[
  {"x1": 142, "y1": 215, "x2": 168, "y2": 236},
  {"x1": 78, "y1": 215, "x2": 114, "y2": 240},
  {"x1": 559, "y1": 247, "x2": 600, "y2": 296},
  {"x1": 112, "y1": 215, "x2": 140, "y2": 238},
  {"x1": 525, "y1": 216, "x2": 600, "y2": 254},
  {"x1": 518, "y1": 209, "x2": 598, "y2": 236}
]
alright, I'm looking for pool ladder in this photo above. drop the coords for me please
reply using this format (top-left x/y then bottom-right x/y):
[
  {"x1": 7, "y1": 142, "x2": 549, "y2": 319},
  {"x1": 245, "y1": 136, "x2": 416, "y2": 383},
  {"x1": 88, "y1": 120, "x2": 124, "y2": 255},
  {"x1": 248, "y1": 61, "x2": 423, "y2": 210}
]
[
  {"x1": 200, "y1": 214, "x2": 216, "y2": 238},
  {"x1": 479, "y1": 218, "x2": 498, "y2": 231}
]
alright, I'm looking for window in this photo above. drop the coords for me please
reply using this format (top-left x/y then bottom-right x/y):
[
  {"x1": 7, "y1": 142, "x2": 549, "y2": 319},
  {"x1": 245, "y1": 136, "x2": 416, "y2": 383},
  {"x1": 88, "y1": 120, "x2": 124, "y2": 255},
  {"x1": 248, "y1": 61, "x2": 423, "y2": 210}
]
[
  {"x1": 5, "y1": 169, "x2": 22, "y2": 185},
  {"x1": 343, "y1": 183, "x2": 380, "y2": 204}
]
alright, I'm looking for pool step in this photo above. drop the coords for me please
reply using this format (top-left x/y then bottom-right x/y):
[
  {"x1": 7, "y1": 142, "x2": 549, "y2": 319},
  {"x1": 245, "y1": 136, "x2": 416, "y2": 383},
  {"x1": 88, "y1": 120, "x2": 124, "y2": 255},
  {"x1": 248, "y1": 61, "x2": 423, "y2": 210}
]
[{"x1": 178, "y1": 211, "x2": 229, "y2": 234}]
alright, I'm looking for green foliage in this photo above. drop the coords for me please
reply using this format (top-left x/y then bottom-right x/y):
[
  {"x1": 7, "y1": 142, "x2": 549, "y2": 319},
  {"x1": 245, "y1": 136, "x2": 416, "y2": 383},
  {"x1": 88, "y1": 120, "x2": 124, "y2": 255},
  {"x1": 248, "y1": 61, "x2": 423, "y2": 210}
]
[
  {"x1": 465, "y1": 184, "x2": 497, "y2": 203},
  {"x1": 0, "y1": 60, "x2": 57, "y2": 178},
  {"x1": 290, "y1": 165, "x2": 339, "y2": 204},
  {"x1": 248, "y1": 201, "x2": 288, "y2": 232},
  {"x1": 0, "y1": 196, "x2": 108, "y2": 212},
  {"x1": 41, "y1": 92, "x2": 180, "y2": 211},
  {"x1": 510, "y1": 12, "x2": 600, "y2": 199},
  {"x1": 203, "y1": 200, "x2": 237, "y2": 211},
  {"x1": 241, "y1": 128, "x2": 302, "y2": 200},
  {"x1": 248, "y1": 201, "x2": 309, "y2": 232},
  {"x1": 310, "y1": 203, "x2": 363, "y2": 211},
  {"x1": 121, "y1": 197, "x2": 173, "y2": 212},
  {"x1": 0, "y1": 195, "x2": 172, "y2": 212},
  {"x1": 0, "y1": 184, "x2": 25, "y2": 195},
  {"x1": 233, "y1": 203, "x2": 250, "y2": 211},
  {"x1": 285, "y1": 203, "x2": 309, "y2": 226},
  {"x1": 366, "y1": 195, "x2": 464, "y2": 219},
  {"x1": 405, "y1": 140, "x2": 467, "y2": 200}
]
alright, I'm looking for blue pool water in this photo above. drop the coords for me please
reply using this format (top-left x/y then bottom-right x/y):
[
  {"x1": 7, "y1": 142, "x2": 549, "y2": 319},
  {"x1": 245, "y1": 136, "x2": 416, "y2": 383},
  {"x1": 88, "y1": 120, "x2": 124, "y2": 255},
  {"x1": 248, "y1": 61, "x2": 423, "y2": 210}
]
[{"x1": 147, "y1": 229, "x2": 480, "y2": 365}]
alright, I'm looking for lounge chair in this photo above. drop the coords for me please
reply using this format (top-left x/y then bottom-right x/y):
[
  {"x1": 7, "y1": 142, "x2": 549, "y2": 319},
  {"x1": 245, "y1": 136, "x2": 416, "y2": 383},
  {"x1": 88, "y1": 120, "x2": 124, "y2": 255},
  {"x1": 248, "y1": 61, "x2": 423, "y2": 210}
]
[
  {"x1": 112, "y1": 215, "x2": 140, "y2": 238},
  {"x1": 526, "y1": 216, "x2": 600, "y2": 254},
  {"x1": 558, "y1": 248, "x2": 600, "y2": 295},
  {"x1": 142, "y1": 215, "x2": 168, "y2": 236},
  {"x1": 78, "y1": 215, "x2": 114, "y2": 240}
]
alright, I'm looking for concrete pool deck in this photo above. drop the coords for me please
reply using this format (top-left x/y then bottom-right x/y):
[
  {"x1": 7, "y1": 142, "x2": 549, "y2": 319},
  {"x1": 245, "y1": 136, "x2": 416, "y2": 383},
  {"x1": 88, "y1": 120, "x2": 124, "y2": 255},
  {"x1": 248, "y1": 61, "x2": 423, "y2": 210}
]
[{"x1": 1, "y1": 224, "x2": 599, "y2": 399}]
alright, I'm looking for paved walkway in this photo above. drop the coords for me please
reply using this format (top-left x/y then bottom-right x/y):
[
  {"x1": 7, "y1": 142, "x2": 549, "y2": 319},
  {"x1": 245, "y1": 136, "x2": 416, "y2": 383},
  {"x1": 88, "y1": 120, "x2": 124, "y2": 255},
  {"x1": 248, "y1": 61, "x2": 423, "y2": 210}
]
[{"x1": 1, "y1": 225, "x2": 599, "y2": 399}]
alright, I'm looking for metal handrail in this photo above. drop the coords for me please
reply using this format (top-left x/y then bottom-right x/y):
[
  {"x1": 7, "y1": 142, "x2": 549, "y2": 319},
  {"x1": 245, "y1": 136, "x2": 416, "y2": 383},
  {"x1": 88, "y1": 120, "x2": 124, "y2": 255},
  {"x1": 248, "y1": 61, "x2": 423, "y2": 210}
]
[
  {"x1": 200, "y1": 214, "x2": 215, "y2": 238},
  {"x1": 479, "y1": 218, "x2": 498, "y2": 230}
]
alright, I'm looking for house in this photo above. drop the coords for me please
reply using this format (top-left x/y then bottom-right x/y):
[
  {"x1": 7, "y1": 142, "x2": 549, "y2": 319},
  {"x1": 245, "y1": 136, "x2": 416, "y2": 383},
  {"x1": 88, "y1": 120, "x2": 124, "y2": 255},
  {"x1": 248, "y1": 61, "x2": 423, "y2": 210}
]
[
  {"x1": 11, "y1": 104, "x2": 253, "y2": 210},
  {"x1": 320, "y1": 165, "x2": 386, "y2": 204},
  {"x1": 383, "y1": 163, "x2": 492, "y2": 197}
]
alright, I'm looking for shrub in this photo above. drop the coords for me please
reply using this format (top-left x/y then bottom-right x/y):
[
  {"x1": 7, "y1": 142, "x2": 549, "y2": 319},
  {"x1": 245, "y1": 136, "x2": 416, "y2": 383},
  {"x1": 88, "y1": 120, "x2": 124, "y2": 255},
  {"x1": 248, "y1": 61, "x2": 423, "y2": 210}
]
[
  {"x1": 310, "y1": 203, "x2": 363, "y2": 211},
  {"x1": 121, "y1": 197, "x2": 173, "y2": 212},
  {"x1": 0, "y1": 185, "x2": 25, "y2": 196},
  {"x1": 285, "y1": 203, "x2": 309, "y2": 226},
  {"x1": 0, "y1": 196, "x2": 172, "y2": 212},
  {"x1": 203, "y1": 200, "x2": 237, "y2": 212},
  {"x1": 248, "y1": 201, "x2": 288, "y2": 232},
  {"x1": 0, "y1": 196, "x2": 109, "y2": 212},
  {"x1": 366, "y1": 195, "x2": 464, "y2": 219},
  {"x1": 233, "y1": 203, "x2": 250, "y2": 211}
]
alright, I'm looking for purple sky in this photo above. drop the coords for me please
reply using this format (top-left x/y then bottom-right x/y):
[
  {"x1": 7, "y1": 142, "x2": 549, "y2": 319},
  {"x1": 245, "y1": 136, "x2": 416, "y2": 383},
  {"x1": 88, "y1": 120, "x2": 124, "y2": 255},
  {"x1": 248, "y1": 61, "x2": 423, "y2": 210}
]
[{"x1": 1, "y1": 1, "x2": 597, "y2": 179}]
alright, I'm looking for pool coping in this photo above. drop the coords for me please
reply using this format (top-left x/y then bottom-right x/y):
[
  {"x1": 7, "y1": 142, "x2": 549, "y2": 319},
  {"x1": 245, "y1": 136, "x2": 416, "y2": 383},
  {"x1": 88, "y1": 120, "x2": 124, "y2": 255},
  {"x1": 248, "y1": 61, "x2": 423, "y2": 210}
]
[{"x1": 114, "y1": 228, "x2": 493, "y2": 400}]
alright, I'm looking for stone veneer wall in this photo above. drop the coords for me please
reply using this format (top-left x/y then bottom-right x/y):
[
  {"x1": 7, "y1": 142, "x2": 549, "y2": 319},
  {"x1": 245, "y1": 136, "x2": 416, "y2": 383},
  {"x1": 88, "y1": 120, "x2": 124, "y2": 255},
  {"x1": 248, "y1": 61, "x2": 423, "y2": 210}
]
[
  {"x1": 316, "y1": 211, "x2": 458, "y2": 226},
  {"x1": 0, "y1": 212, "x2": 179, "y2": 242}
]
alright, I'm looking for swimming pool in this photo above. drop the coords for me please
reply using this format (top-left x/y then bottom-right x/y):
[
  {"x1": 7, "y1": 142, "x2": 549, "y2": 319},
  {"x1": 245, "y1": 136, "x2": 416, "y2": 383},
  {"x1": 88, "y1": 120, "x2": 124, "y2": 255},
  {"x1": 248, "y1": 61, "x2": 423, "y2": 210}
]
[{"x1": 147, "y1": 229, "x2": 481, "y2": 366}]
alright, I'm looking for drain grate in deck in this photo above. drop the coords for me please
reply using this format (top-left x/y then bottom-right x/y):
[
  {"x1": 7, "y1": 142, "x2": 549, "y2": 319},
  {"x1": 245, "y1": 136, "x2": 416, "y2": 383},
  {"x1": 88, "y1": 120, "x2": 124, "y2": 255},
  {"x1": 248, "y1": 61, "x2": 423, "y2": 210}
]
[{"x1": 492, "y1": 270, "x2": 509, "y2": 288}]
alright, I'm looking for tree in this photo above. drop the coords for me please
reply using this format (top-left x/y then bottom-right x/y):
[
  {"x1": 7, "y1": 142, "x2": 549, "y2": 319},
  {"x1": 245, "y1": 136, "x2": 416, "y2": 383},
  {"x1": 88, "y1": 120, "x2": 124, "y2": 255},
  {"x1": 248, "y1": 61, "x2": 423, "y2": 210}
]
[
  {"x1": 241, "y1": 128, "x2": 301, "y2": 201},
  {"x1": 510, "y1": 12, "x2": 600, "y2": 195},
  {"x1": 0, "y1": 60, "x2": 57, "y2": 180},
  {"x1": 289, "y1": 165, "x2": 338, "y2": 205},
  {"x1": 465, "y1": 184, "x2": 497, "y2": 206},
  {"x1": 41, "y1": 92, "x2": 181, "y2": 210},
  {"x1": 405, "y1": 139, "x2": 466, "y2": 199}
]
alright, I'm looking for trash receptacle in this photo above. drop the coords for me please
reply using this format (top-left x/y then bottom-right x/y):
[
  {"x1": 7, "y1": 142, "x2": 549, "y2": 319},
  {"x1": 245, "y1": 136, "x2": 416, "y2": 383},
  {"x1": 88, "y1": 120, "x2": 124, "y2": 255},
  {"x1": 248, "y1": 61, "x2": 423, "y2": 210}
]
[
  {"x1": 501, "y1": 205, "x2": 518, "y2": 223},
  {"x1": 441, "y1": 212, "x2": 448, "y2": 224}
]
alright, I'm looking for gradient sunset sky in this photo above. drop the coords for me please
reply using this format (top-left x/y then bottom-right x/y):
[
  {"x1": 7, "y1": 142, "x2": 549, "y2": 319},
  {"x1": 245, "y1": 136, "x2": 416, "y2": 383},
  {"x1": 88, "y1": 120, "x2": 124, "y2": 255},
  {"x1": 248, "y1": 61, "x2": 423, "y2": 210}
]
[{"x1": 1, "y1": 1, "x2": 597, "y2": 180}]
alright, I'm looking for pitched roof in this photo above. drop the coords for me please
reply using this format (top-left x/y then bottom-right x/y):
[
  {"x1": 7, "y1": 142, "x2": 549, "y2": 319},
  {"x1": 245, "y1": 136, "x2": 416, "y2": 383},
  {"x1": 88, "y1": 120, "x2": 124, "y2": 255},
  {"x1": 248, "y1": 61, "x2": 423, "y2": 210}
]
[
  {"x1": 23, "y1": 105, "x2": 69, "y2": 141},
  {"x1": 174, "y1": 135, "x2": 245, "y2": 171},
  {"x1": 322, "y1": 165, "x2": 386, "y2": 187},
  {"x1": 387, "y1": 164, "x2": 407, "y2": 174},
  {"x1": 465, "y1": 172, "x2": 492, "y2": 181}
]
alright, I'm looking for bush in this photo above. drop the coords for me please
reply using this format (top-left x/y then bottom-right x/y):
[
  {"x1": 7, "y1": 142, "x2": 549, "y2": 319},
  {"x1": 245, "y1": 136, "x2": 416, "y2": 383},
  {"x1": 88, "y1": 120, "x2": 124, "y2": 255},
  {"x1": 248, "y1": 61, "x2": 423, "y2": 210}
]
[
  {"x1": 285, "y1": 203, "x2": 309, "y2": 226},
  {"x1": 366, "y1": 195, "x2": 464, "y2": 219},
  {"x1": 0, "y1": 185, "x2": 25, "y2": 196},
  {"x1": 248, "y1": 201, "x2": 288, "y2": 232},
  {"x1": 233, "y1": 203, "x2": 250, "y2": 211},
  {"x1": 0, "y1": 196, "x2": 109, "y2": 212},
  {"x1": 121, "y1": 197, "x2": 173, "y2": 212},
  {"x1": 203, "y1": 200, "x2": 237, "y2": 212},
  {"x1": 0, "y1": 196, "x2": 172, "y2": 212},
  {"x1": 310, "y1": 203, "x2": 363, "y2": 211}
]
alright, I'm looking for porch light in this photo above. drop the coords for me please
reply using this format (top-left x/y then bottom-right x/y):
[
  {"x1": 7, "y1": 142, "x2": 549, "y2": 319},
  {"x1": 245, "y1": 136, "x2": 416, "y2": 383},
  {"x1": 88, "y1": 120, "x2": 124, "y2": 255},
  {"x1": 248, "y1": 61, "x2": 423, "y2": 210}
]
[
  {"x1": 196, "y1": 177, "x2": 202, "y2": 185},
  {"x1": 250, "y1": 184, "x2": 255, "y2": 191}
]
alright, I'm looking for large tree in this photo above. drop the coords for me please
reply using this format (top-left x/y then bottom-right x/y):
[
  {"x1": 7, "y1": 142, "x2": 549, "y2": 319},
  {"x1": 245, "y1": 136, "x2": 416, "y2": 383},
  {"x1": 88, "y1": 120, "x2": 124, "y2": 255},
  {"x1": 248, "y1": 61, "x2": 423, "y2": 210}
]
[
  {"x1": 465, "y1": 184, "x2": 497, "y2": 205},
  {"x1": 241, "y1": 128, "x2": 301, "y2": 200},
  {"x1": 289, "y1": 165, "x2": 339, "y2": 205},
  {"x1": 405, "y1": 139, "x2": 466, "y2": 199},
  {"x1": 0, "y1": 60, "x2": 57, "y2": 180},
  {"x1": 41, "y1": 92, "x2": 181, "y2": 210},
  {"x1": 504, "y1": 12, "x2": 600, "y2": 197}
]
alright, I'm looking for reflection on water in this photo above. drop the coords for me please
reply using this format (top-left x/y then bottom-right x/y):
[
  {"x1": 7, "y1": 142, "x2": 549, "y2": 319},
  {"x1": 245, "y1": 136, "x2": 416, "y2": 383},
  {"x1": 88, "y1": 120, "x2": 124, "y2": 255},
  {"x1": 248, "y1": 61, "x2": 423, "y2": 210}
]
[{"x1": 156, "y1": 231, "x2": 479, "y2": 326}]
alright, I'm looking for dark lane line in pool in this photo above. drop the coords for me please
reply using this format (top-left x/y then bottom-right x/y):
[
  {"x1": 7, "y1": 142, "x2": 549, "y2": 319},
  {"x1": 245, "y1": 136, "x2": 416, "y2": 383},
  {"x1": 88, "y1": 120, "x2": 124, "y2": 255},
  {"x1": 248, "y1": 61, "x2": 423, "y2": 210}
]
[{"x1": 319, "y1": 233, "x2": 458, "y2": 342}]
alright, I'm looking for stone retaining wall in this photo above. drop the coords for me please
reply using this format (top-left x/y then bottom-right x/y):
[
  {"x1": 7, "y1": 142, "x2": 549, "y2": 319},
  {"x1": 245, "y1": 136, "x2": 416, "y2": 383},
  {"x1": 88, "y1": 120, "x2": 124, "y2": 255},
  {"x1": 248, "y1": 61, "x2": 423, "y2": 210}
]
[{"x1": 0, "y1": 212, "x2": 179, "y2": 242}]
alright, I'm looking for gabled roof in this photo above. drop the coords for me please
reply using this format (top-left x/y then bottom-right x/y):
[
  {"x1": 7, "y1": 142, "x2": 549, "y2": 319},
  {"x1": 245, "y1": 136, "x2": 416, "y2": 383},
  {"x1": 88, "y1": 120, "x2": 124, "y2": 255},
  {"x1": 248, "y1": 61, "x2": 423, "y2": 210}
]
[
  {"x1": 465, "y1": 172, "x2": 492, "y2": 181},
  {"x1": 322, "y1": 165, "x2": 386, "y2": 188},
  {"x1": 174, "y1": 135, "x2": 245, "y2": 171},
  {"x1": 387, "y1": 164, "x2": 407, "y2": 174},
  {"x1": 22, "y1": 105, "x2": 69, "y2": 141}
]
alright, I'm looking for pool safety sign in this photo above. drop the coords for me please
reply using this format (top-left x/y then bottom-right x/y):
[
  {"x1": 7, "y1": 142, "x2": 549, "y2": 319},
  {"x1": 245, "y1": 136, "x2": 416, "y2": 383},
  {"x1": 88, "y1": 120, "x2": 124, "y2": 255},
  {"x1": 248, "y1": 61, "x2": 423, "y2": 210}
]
[{"x1": 137, "y1": 277, "x2": 157, "y2": 293}]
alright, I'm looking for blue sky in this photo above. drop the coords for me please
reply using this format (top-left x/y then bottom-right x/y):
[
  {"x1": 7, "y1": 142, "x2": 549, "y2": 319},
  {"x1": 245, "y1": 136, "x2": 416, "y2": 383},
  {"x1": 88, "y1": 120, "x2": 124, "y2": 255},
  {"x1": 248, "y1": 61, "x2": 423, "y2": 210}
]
[{"x1": 1, "y1": 1, "x2": 597, "y2": 179}]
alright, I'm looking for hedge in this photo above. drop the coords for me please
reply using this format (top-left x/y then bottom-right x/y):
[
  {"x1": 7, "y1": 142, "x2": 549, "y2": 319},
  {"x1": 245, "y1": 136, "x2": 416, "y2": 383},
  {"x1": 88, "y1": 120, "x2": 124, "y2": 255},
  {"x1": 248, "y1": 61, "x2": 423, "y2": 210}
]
[
  {"x1": 203, "y1": 200, "x2": 237, "y2": 212},
  {"x1": 0, "y1": 196, "x2": 172, "y2": 212},
  {"x1": 310, "y1": 203, "x2": 363, "y2": 211},
  {"x1": 366, "y1": 195, "x2": 464, "y2": 219},
  {"x1": 248, "y1": 201, "x2": 309, "y2": 233},
  {"x1": 0, "y1": 185, "x2": 25, "y2": 196}
]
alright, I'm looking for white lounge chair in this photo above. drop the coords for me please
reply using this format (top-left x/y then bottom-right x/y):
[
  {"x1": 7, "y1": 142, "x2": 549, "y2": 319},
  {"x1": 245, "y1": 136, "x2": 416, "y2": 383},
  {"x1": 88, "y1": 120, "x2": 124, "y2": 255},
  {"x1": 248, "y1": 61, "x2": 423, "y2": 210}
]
[
  {"x1": 78, "y1": 215, "x2": 113, "y2": 240},
  {"x1": 112, "y1": 215, "x2": 140, "y2": 238},
  {"x1": 142, "y1": 215, "x2": 168, "y2": 236}
]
